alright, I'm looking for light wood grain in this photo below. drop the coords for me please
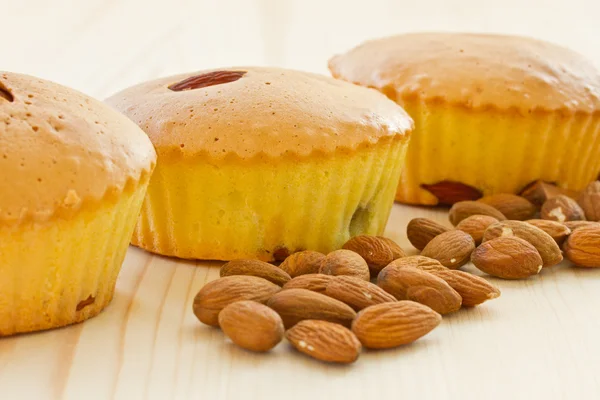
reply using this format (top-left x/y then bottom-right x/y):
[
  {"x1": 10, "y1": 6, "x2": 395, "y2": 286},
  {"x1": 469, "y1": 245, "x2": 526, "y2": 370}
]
[{"x1": 3, "y1": 0, "x2": 600, "y2": 399}]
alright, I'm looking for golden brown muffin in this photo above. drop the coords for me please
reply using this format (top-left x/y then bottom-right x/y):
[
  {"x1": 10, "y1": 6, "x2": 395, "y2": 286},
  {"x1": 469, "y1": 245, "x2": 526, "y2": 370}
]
[
  {"x1": 107, "y1": 67, "x2": 413, "y2": 261},
  {"x1": 329, "y1": 33, "x2": 600, "y2": 205},
  {"x1": 0, "y1": 72, "x2": 156, "y2": 336}
]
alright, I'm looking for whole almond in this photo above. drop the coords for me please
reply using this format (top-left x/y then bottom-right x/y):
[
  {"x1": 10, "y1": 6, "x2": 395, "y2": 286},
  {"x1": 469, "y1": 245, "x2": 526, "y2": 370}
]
[
  {"x1": 564, "y1": 220, "x2": 600, "y2": 231},
  {"x1": 267, "y1": 288, "x2": 356, "y2": 328},
  {"x1": 578, "y1": 181, "x2": 600, "y2": 221},
  {"x1": 218, "y1": 301, "x2": 284, "y2": 352},
  {"x1": 351, "y1": 301, "x2": 442, "y2": 349},
  {"x1": 377, "y1": 266, "x2": 462, "y2": 314},
  {"x1": 564, "y1": 225, "x2": 600, "y2": 267},
  {"x1": 193, "y1": 276, "x2": 281, "y2": 326},
  {"x1": 342, "y1": 235, "x2": 405, "y2": 274},
  {"x1": 377, "y1": 236, "x2": 407, "y2": 259},
  {"x1": 448, "y1": 201, "x2": 507, "y2": 226},
  {"x1": 519, "y1": 180, "x2": 579, "y2": 207},
  {"x1": 420, "y1": 230, "x2": 476, "y2": 269},
  {"x1": 526, "y1": 219, "x2": 571, "y2": 246},
  {"x1": 282, "y1": 274, "x2": 334, "y2": 294},
  {"x1": 279, "y1": 251, "x2": 325, "y2": 278},
  {"x1": 386, "y1": 255, "x2": 447, "y2": 273},
  {"x1": 482, "y1": 220, "x2": 563, "y2": 267},
  {"x1": 471, "y1": 236, "x2": 543, "y2": 279},
  {"x1": 406, "y1": 218, "x2": 451, "y2": 250},
  {"x1": 220, "y1": 259, "x2": 291, "y2": 286},
  {"x1": 286, "y1": 320, "x2": 361, "y2": 364},
  {"x1": 325, "y1": 275, "x2": 397, "y2": 311},
  {"x1": 422, "y1": 269, "x2": 500, "y2": 307},
  {"x1": 319, "y1": 249, "x2": 370, "y2": 281},
  {"x1": 456, "y1": 215, "x2": 499, "y2": 244},
  {"x1": 420, "y1": 180, "x2": 483, "y2": 205},
  {"x1": 541, "y1": 195, "x2": 586, "y2": 222},
  {"x1": 478, "y1": 193, "x2": 537, "y2": 220}
]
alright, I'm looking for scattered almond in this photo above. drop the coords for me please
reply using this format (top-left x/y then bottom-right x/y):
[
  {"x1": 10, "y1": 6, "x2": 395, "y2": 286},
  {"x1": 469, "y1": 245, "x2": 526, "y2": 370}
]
[
  {"x1": 282, "y1": 274, "x2": 334, "y2": 294},
  {"x1": 482, "y1": 220, "x2": 563, "y2": 267},
  {"x1": 420, "y1": 230, "x2": 476, "y2": 269},
  {"x1": 423, "y1": 269, "x2": 500, "y2": 307},
  {"x1": 267, "y1": 288, "x2": 356, "y2": 329},
  {"x1": 377, "y1": 236, "x2": 406, "y2": 259},
  {"x1": 342, "y1": 235, "x2": 404, "y2": 275},
  {"x1": 218, "y1": 300, "x2": 284, "y2": 352},
  {"x1": 377, "y1": 265, "x2": 462, "y2": 314},
  {"x1": 519, "y1": 180, "x2": 579, "y2": 207},
  {"x1": 279, "y1": 251, "x2": 325, "y2": 278},
  {"x1": 220, "y1": 259, "x2": 291, "y2": 286},
  {"x1": 406, "y1": 218, "x2": 450, "y2": 250},
  {"x1": 564, "y1": 220, "x2": 600, "y2": 231},
  {"x1": 563, "y1": 225, "x2": 600, "y2": 267},
  {"x1": 526, "y1": 219, "x2": 571, "y2": 246},
  {"x1": 325, "y1": 275, "x2": 397, "y2": 311},
  {"x1": 478, "y1": 193, "x2": 537, "y2": 220},
  {"x1": 541, "y1": 195, "x2": 586, "y2": 222},
  {"x1": 471, "y1": 236, "x2": 543, "y2": 279},
  {"x1": 386, "y1": 255, "x2": 447, "y2": 273},
  {"x1": 193, "y1": 276, "x2": 281, "y2": 326},
  {"x1": 420, "y1": 180, "x2": 483, "y2": 205},
  {"x1": 448, "y1": 201, "x2": 507, "y2": 226},
  {"x1": 456, "y1": 215, "x2": 499, "y2": 244},
  {"x1": 319, "y1": 249, "x2": 370, "y2": 281},
  {"x1": 578, "y1": 181, "x2": 600, "y2": 221},
  {"x1": 286, "y1": 320, "x2": 361, "y2": 364},
  {"x1": 351, "y1": 301, "x2": 442, "y2": 349}
]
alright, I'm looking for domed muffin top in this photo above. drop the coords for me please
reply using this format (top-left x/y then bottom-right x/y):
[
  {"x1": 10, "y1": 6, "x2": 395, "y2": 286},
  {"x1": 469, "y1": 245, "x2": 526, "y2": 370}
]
[
  {"x1": 329, "y1": 33, "x2": 600, "y2": 114},
  {"x1": 0, "y1": 72, "x2": 156, "y2": 224},
  {"x1": 106, "y1": 67, "x2": 413, "y2": 159}
]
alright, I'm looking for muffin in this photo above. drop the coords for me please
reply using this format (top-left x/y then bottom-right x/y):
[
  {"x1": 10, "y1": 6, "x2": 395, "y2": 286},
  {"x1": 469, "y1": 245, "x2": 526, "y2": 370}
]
[
  {"x1": 328, "y1": 33, "x2": 600, "y2": 205},
  {"x1": 0, "y1": 72, "x2": 156, "y2": 336},
  {"x1": 107, "y1": 67, "x2": 413, "y2": 261}
]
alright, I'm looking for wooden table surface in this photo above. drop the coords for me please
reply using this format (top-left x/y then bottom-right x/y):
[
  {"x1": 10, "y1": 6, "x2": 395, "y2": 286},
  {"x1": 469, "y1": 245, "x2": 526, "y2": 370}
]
[{"x1": 3, "y1": 0, "x2": 600, "y2": 399}]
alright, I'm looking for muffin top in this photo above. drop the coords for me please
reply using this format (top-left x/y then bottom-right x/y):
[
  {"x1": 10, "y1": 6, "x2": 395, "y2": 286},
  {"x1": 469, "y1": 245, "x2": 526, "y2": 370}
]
[
  {"x1": 0, "y1": 72, "x2": 156, "y2": 224},
  {"x1": 329, "y1": 33, "x2": 600, "y2": 114},
  {"x1": 106, "y1": 67, "x2": 413, "y2": 159}
]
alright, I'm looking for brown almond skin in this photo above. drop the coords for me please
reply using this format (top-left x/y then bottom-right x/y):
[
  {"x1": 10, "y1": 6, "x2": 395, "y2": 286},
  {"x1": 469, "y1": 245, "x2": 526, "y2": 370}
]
[
  {"x1": 564, "y1": 221, "x2": 600, "y2": 231},
  {"x1": 193, "y1": 276, "x2": 281, "y2": 326},
  {"x1": 386, "y1": 255, "x2": 447, "y2": 273},
  {"x1": 351, "y1": 301, "x2": 442, "y2": 349},
  {"x1": 541, "y1": 195, "x2": 586, "y2": 222},
  {"x1": 420, "y1": 181, "x2": 483, "y2": 205},
  {"x1": 578, "y1": 181, "x2": 600, "y2": 221},
  {"x1": 471, "y1": 236, "x2": 543, "y2": 279},
  {"x1": 448, "y1": 201, "x2": 507, "y2": 226},
  {"x1": 377, "y1": 236, "x2": 407, "y2": 259},
  {"x1": 279, "y1": 251, "x2": 325, "y2": 278},
  {"x1": 564, "y1": 225, "x2": 600, "y2": 267},
  {"x1": 218, "y1": 301, "x2": 284, "y2": 352},
  {"x1": 342, "y1": 235, "x2": 404, "y2": 274},
  {"x1": 377, "y1": 266, "x2": 462, "y2": 314},
  {"x1": 526, "y1": 219, "x2": 571, "y2": 246},
  {"x1": 477, "y1": 194, "x2": 537, "y2": 220},
  {"x1": 519, "y1": 180, "x2": 579, "y2": 208},
  {"x1": 282, "y1": 274, "x2": 334, "y2": 294},
  {"x1": 220, "y1": 259, "x2": 291, "y2": 286},
  {"x1": 421, "y1": 230, "x2": 476, "y2": 269},
  {"x1": 325, "y1": 275, "x2": 397, "y2": 311},
  {"x1": 406, "y1": 218, "x2": 451, "y2": 250},
  {"x1": 319, "y1": 249, "x2": 370, "y2": 281},
  {"x1": 267, "y1": 288, "x2": 356, "y2": 329},
  {"x1": 482, "y1": 220, "x2": 563, "y2": 267},
  {"x1": 456, "y1": 215, "x2": 499, "y2": 244},
  {"x1": 286, "y1": 320, "x2": 361, "y2": 364}
]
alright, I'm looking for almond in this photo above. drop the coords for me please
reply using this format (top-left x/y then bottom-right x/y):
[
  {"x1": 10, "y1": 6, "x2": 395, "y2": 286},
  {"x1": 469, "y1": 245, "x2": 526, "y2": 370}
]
[
  {"x1": 406, "y1": 218, "x2": 451, "y2": 250},
  {"x1": 482, "y1": 220, "x2": 563, "y2": 267},
  {"x1": 541, "y1": 195, "x2": 586, "y2": 222},
  {"x1": 325, "y1": 275, "x2": 397, "y2": 311},
  {"x1": 564, "y1": 220, "x2": 600, "y2": 231},
  {"x1": 519, "y1": 180, "x2": 579, "y2": 208},
  {"x1": 286, "y1": 320, "x2": 361, "y2": 364},
  {"x1": 168, "y1": 70, "x2": 247, "y2": 91},
  {"x1": 282, "y1": 274, "x2": 334, "y2": 294},
  {"x1": 448, "y1": 201, "x2": 507, "y2": 226},
  {"x1": 478, "y1": 194, "x2": 537, "y2": 220},
  {"x1": 342, "y1": 235, "x2": 405, "y2": 274},
  {"x1": 377, "y1": 265, "x2": 462, "y2": 314},
  {"x1": 563, "y1": 225, "x2": 600, "y2": 267},
  {"x1": 351, "y1": 301, "x2": 442, "y2": 349},
  {"x1": 267, "y1": 288, "x2": 356, "y2": 329},
  {"x1": 319, "y1": 249, "x2": 370, "y2": 281},
  {"x1": 456, "y1": 215, "x2": 499, "y2": 244},
  {"x1": 386, "y1": 255, "x2": 447, "y2": 273},
  {"x1": 578, "y1": 181, "x2": 600, "y2": 221},
  {"x1": 220, "y1": 259, "x2": 291, "y2": 286},
  {"x1": 193, "y1": 276, "x2": 281, "y2": 326},
  {"x1": 420, "y1": 230, "x2": 476, "y2": 269},
  {"x1": 471, "y1": 236, "x2": 543, "y2": 279},
  {"x1": 526, "y1": 219, "x2": 571, "y2": 246},
  {"x1": 218, "y1": 301, "x2": 284, "y2": 352},
  {"x1": 377, "y1": 236, "x2": 406, "y2": 259},
  {"x1": 420, "y1": 180, "x2": 483, "y2": 205},
  {"x1": 279, "y1": 251, "x2": 325, "y2": 278}
]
